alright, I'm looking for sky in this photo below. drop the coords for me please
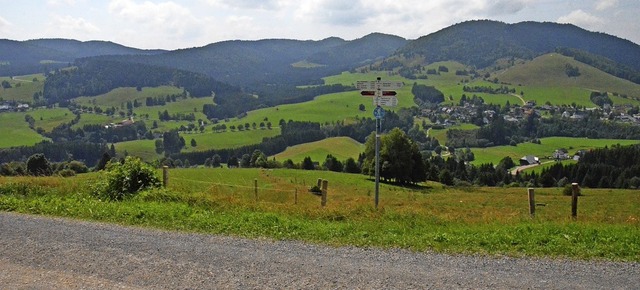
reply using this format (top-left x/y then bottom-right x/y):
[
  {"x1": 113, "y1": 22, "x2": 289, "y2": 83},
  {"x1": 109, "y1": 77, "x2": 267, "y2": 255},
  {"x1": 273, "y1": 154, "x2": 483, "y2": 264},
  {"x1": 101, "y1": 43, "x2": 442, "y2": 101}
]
[{"x1": 0, "y1": 0, "x2": 639, "y2": 50}]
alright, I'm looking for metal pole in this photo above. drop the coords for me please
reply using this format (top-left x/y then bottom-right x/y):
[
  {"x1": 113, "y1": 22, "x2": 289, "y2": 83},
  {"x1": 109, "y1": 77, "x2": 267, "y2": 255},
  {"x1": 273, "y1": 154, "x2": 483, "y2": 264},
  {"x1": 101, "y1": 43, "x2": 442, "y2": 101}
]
[
  {"x1": 374, "y1": 77, "x2": 381, "y2": 209},
  {"x1": 375, "y1": 119, "x2": 380, "y2": 208}
]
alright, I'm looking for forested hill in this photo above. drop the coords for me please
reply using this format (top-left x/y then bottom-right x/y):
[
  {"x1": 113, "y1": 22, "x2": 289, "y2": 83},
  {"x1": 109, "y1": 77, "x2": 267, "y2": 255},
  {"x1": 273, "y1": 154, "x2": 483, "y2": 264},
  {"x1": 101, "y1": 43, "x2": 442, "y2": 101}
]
[
  {"x1": 0, "y1": 39, "x2": 166, "y2": 76},
  {"x1": 88, "y1": 33, "x2": 407, "y2": 88},
  {"x1": 398, "y1": 20, "x2": 640, "y2": 71}
]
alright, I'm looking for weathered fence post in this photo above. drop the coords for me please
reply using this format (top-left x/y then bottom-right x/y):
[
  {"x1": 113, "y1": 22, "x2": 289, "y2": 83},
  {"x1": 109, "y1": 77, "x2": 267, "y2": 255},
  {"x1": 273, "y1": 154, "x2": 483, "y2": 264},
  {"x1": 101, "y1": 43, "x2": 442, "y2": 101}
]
[
  {"x1": 571, "y1": 183, "x2": 579, "y2": 219},
  {"x1": 254, "y1": 178, "x2": 258, "y2": 201},
  {"x1": 317, "y1": 178, "x2": 322, "y2": 189},
  {"x1": 321, "y1": 179, "x2": 328, "y2": 207},
  {"x1": 528, "y1": 188, "x2": 535, "y2": 217},
  {"x1": 162, "y1": 166, "x2": 169, "y2": 188},
  {"x1": 294, "y1": 188, "x2": 298, "y2": 205}
]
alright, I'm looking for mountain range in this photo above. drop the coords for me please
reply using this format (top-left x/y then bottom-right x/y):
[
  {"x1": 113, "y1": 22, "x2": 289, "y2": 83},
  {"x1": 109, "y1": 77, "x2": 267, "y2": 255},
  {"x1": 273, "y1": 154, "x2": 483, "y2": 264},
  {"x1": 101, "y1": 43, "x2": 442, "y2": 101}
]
[{"x1": 2, "y1": 20, "x2": 640, "y2": 89}]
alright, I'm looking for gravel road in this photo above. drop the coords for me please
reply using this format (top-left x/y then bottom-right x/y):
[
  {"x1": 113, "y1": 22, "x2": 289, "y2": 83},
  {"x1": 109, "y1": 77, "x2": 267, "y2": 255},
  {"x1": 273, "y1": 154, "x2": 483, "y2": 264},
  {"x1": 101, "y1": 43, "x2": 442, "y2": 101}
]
[{"x1": 0, "y1": 212, "x2": 637, "y2": 289}]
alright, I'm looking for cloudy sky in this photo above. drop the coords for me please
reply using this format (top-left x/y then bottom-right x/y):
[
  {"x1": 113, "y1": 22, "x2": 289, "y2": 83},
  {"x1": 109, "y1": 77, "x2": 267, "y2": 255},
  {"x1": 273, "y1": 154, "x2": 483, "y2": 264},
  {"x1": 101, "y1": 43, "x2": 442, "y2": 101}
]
[{"x1": 0, "y1": 0, "x2": 638, "y2": 50}]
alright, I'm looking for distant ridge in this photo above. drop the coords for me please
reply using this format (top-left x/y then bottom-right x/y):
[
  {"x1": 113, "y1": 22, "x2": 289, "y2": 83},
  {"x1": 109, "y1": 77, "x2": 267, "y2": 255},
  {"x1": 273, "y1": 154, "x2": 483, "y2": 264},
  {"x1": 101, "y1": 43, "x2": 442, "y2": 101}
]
[{"x1": 398, "y1": 20, "x2": 640, "y2": 71}]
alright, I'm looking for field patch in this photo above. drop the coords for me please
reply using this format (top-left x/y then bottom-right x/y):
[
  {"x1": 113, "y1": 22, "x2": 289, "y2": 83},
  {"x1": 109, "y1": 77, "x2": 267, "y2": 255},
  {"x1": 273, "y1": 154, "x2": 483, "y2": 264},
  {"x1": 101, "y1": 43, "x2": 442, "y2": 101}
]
[
  {"x1": 271, "y1": 137, "x2": 364, "y2": 163},
  {"x1": 471, "y1": 137, "x2": 640, "y2": 166},
  {"x1": 0, "y1": 112, "x2": 48, "y2": 148}
]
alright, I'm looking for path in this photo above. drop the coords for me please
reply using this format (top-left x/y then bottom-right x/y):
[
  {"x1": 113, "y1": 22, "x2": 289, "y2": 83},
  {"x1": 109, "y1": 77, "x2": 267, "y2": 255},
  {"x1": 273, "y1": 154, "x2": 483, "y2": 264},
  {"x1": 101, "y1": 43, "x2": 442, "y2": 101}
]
[{"x1": 1, "y1": 212, "x2": 637, "y2": 289}]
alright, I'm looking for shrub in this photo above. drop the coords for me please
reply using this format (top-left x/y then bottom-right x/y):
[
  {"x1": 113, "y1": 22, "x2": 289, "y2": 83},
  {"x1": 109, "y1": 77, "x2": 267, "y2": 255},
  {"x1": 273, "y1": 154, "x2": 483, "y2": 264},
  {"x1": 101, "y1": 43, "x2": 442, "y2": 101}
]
[
  {"x1": 57, "y1": 169, "x2": 76, "y2": 177},
  {"x1": 93, "y1": 156, "x2": 161, "y2": 201}
]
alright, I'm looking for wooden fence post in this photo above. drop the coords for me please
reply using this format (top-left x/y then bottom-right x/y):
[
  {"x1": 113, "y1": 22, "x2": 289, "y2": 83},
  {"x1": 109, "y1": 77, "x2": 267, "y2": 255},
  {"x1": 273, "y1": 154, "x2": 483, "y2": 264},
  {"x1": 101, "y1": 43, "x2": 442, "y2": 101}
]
[
  {"x1": 254, "y1": 178, "x2": 258, "y2": 201},
  {"x1": 528, "y1": 188, "x2": 535, "y2": 217},
  {"x1": 294, "y1": 188, "x2": 298, "y2": 205},
  {"x1": 162, "y1": 166, "x2": 169, "y2": 188},
  {"x1": 571, "y1": 183, "x2": 579, "y2": 219},
  {"x1": 321, "y1": 179, "x2": 328, "y2": 207},
  {"x1": 317, "y1": 178, "x2": 322, "y2": 189}
]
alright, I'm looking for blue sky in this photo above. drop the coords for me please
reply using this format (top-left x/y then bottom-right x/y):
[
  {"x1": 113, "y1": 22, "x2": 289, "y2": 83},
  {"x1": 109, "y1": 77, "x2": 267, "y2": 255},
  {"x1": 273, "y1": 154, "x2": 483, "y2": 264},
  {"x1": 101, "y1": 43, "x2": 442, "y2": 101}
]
[{"x1": 1, "y1": 0, "x2": 638, "y2": 50}]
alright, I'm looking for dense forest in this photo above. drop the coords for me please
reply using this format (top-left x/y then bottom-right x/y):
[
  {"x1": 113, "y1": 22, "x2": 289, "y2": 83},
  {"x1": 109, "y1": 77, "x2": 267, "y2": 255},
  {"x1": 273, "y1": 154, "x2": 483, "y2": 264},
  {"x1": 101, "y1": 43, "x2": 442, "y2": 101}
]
[{"x1": 43, "y1": 59, "x2": 243, "y2": 105}]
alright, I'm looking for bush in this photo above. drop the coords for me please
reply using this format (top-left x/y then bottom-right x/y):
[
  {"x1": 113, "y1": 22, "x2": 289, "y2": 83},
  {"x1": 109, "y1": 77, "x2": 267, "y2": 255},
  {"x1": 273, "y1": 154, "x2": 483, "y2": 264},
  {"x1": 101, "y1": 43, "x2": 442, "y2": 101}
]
[
  {"x1": 93, "y1": 156, "x2": 161, "y2": 201},
  {"x1": 57, "y1": 169, "x2": 76, "y2": 177}
]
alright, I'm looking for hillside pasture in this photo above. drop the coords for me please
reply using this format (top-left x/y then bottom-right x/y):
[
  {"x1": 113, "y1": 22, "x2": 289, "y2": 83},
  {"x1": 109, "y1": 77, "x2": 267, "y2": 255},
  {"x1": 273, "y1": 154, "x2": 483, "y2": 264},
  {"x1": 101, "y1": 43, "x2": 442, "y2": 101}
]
[
  {"x1": 29, "y1": 107, "x2": 76, "y2": 132},
  {"x1": 498, "y1": 54, "x2": 640, "y2": 106},
  {"x1": 471, "y1": 137, "x2": 640, "y2": 166},
  {"x1": 74, "y1": 86, "x2": 184, "y2": 108},
  {"x1": 0, "y1": 74, "x2": 45, "y2": 103},
  {"x1": 0, "y1": 112, "x2": 48, "y2": 148},
  {"x1": 182, "y1": 127, "x2": 282, "y2": 152},
  {"x1": 271, "y1": 137, "x2": 364, "y2": 163}
]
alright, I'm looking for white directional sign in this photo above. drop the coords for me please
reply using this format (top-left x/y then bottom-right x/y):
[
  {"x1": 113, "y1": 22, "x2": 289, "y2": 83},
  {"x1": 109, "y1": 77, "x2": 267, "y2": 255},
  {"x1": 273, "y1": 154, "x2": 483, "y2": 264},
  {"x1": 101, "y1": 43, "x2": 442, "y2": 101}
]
[
  {"x1": 374, "y1": 96, "x2": 398, "y2": 107},
  {"x1": 356, "y1": 80, "x2": 404, "y2": 90}
]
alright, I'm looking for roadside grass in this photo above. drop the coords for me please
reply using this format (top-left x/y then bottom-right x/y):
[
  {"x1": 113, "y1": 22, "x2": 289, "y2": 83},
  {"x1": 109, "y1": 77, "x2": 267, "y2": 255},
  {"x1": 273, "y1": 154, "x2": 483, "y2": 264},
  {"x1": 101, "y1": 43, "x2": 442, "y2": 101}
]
[
  {"x1": 0, "y1": 112, "x2": 48, "y2": 148},
  {"x1": 471, "y1": 137, "x2": 640, "y2": 165},
  {"x1": 0, "y1": 169, "x2": 638, "y2": 261},
  {"x1": 271, "y1": 137, "x2": 364, "y2": 163},
  {"x1": 0, "y1": 74, "x2": 45, "y2": 104}
]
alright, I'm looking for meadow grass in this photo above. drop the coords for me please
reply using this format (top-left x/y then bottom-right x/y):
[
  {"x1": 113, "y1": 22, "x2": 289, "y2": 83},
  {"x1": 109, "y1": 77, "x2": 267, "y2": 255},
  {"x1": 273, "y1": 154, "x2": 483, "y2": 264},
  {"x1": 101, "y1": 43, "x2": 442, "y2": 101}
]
[
  {"x1": 471, "y1": 137, "x2": 640, "y2": 165},
  {"x1": 0, "y1": 112, "x2": 48, "y2": 148},
  {"x1": 29, "y1": 107, "x2": 76, "y2": 132},
  {"x1": 271, "y1": 137, "x2": 364, "y2": 163},
  {"x1": 428, "y1": 123, "x2": 480, "y2": 145},
  {"x1": 0, "y1": 169, "x2": 638, "y2": 261},
  {"x1": 0, "y1": 74, "x2": 45, "y2": 103}
]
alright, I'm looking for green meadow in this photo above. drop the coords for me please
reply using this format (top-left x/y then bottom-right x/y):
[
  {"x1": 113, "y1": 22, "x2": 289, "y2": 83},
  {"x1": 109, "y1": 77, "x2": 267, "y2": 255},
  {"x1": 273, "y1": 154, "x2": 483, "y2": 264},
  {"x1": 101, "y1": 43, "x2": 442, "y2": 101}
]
[
  {"x1": 0, "y1": 112, "x2": 48, "y2": 148},
  {"x1": 271, "y1": 137, "x2": 364, "y2": 163},
  {"x1": 0, "y1": 74, "x2": 45, "y2": 104},
  {"x1": 471, "y1": 137, "x2": 640, "y2": 166},
  {"x1": 1, "y1": 169, "x2": 638, "y2": 261},
  {"x1": 29, "y1": 107, "x2": 76, "y2": 132}
]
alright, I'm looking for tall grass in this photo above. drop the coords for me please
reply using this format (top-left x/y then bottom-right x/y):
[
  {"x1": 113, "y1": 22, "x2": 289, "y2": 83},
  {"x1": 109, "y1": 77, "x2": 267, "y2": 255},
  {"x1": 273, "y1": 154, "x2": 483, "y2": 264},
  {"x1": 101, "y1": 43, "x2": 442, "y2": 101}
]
[{"x1": 0, "y1": 169, "x2": 638, "y2": 261}]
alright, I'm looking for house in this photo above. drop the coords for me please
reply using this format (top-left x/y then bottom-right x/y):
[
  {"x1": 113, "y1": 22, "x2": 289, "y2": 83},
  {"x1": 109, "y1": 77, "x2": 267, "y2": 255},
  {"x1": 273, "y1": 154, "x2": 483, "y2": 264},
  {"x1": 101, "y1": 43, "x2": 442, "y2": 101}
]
[
  {"x1": 519, "y1": 155, "x2": 540, "y2": 166},
  {"x1": 553, "y1": 149, "x2": 570, "y2": 160}
]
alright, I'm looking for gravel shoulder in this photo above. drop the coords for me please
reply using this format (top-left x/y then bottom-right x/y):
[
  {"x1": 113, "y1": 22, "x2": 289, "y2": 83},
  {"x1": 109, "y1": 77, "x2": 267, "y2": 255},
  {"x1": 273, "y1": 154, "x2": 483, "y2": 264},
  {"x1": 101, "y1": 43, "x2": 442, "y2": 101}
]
[{"x1": 1, "y1": 212, "x2": 637, "y2": 289}]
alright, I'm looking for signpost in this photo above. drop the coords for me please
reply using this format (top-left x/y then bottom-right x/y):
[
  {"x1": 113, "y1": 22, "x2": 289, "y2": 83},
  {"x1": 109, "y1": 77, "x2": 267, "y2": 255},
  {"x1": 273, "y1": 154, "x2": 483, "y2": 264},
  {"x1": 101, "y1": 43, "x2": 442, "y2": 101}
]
[{"x1": 358, "y1": 77, "x2": 402, "y2": 208}]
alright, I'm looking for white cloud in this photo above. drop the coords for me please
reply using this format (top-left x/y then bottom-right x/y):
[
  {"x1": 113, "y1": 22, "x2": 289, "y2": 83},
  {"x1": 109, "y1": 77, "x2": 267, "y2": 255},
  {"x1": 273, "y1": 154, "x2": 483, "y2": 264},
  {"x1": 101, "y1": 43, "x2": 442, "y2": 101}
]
[
  {"x1": 205, "y1": 0, "x2": 282, "y2": 10},
  {"x1": 595, "y1": 0, "x2": 619, "y2": 11},
  {"x1": 557, "y1": 9, "x2": 605, "y2": 29},
  {"x1": 48, "y1": 15, "x2": 100, "y2": 35},
  {"x1": 295, "y1": 0, "x2": 368, "y2": 26},
  {"x1": 108, "y1": 0, "x2": 204, "y2": 47},
  {"x1": 47, "y1": 0, "x2": 78, "y2": 6},
  {"x1": 0, "y1": 16, "x2": 10, "y2": 28}
]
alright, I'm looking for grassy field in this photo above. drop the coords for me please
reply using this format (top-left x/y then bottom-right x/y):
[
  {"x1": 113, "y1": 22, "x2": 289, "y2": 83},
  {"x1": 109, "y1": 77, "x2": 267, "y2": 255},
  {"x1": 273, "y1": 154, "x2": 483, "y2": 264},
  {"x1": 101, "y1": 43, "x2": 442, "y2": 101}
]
[
  {"x1": 0, "y1": 169, "x2": 638, "y2": 261},
  {"x1": 429, "y1": 123, "x2": 480, "y2": 145},
  {"x1": 0, "y1": 74, "x2": 45, "y2": 104},
  {"x1": 472, "y1": 137, "x2": 640, "y2": 165},
  {"x1": 183, "y1": 127, "x2": 282, "y2": 151},
  {"x1": 29, "y1": 107, "x2": 76, "y2": 132},
  {"x1": 271, "y1": 137, "x2": 364, "y2": 163},
  {"x1": 498, "y1": 54, "x2": 640, "y2": 106},
  {"x1": 0, "y1": 112, "x2": 48, "y2": 148},
  {"x1": 74, "y1": 86, "x2": 184, "y2": 107}
]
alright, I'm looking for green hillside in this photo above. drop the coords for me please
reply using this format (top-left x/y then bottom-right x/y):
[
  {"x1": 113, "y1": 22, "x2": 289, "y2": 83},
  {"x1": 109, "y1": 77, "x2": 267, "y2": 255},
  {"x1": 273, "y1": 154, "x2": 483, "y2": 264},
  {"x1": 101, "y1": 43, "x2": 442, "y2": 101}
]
[
  {"x1": 0, "y1": 112, "x2": 48, "y2": 148},
  {"x1": 471, "y1": 137, "x2": 640, "y2": 166},
  {"x1": 271, "y1": 137, "x2": 364, "y2": 163},
  {"x1": 497, "y1": 54, "x2": 640, "y2": 105}
]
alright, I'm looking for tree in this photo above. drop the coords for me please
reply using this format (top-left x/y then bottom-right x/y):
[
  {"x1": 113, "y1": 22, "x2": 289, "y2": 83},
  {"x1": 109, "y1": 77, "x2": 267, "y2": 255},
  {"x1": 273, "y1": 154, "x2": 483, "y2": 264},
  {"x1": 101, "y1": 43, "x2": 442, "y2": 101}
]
[
  {"x1": 359, "y1": 104, "x2": 366, "y2": 111},
  {"x1": 438, "y1": 169, "x2": 454, "y2": 186},
  {"x1": 212, "y1": 154, "x2": 222, "y2": 167},
  {"x1": 1, "y1": 80, "x2": 11, "y2": 89},
  {"x1": 301, "y1": 156, "x2": 315, "y2": 170},
  {"x1": 190, "y1": 138, "x2": 197, "y2": 147},
  {"x1": 240, "y1": 154, "x2": 251, "y2": 168},
  {"x1": 26, "y1": 153, "x2": 52, "y2": 176},
  {"x1": 227, "y1": 156, "x2": 239, "y2": 168},
  {"x1": 343, "y1": 157, "x2": 360, "y2": 173},
  {"x1": 323, "y1": 154, "x2": 343, "y2": 172}
]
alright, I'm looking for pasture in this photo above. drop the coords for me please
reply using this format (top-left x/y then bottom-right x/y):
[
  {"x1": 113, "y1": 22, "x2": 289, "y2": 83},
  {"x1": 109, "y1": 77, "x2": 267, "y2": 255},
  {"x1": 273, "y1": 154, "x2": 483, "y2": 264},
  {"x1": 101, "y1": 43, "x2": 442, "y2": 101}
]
[
  {"x1": 0, "y1": 74, "x2": 45, "y2": 104},
  {"x1": 271, "y1": 137, "x2": 364, "y2": 163},
  {"x1": 0, "y1": 112, "x2": 48, "y2": 148},
  {"x1": 471, "y1": 137, "x2": 640, "y2": 165}
]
